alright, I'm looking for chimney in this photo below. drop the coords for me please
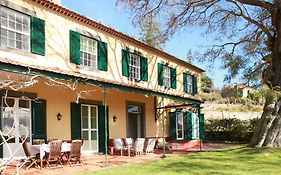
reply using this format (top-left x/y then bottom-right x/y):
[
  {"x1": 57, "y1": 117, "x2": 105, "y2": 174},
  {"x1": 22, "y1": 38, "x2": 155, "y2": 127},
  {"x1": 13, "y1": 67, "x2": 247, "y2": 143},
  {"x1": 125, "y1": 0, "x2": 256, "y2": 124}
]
[{"x1": 49, "y1": 0, "x2": 61, "y2": 5}]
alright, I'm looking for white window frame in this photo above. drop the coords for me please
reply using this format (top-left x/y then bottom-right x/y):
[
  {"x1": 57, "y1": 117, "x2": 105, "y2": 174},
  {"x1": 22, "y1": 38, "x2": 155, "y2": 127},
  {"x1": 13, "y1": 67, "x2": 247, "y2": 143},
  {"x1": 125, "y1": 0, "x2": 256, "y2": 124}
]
[
  {"x1": 163, "y1": 66, "x2": 171, "y2": 88},
  {"x1": 0, "y1": 7, "x2": 30, "y2": 51},
  {"x1": 129, "y1": 52, "x2": 141, "y2": 80},
  {"x1": 176, "y1": 112, "x2": 184, "y2": 140},
  {"x1": 80, "y1": 35, "x2": 98, "y2": 69},
  {"x1": 186, "y1": 74, "x2": 193, "y2": 93},
  {"x1": 81, "y1": 104, "x2": 99, "y2": 153}
]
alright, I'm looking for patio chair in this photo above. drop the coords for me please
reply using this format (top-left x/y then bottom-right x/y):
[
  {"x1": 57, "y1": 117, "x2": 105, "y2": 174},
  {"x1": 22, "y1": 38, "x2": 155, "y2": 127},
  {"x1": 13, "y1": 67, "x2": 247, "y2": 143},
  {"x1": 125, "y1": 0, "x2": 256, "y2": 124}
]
[
  {"x1": 45, "y1": 140, "x2": 63, "y2": 168},
  {"x1": 155, "y1": 138, "x2": 172, "y2": 150},
  {"x1": 124, "y1": 138, "x2": 134, "y2": 148},
  {"x1": 113, "y1": 138, "x2": 124, "y2": 156},
  {"x1": 130, "y1": 138, "x2": 145, "y2": 156},
  {"x1": 145, "y1": 138, "x2": 156, "y2": 154},
  {"x1": 21, "y1": 138, "x2": 40, "y2": 169},
  {"x1": 66, "y1": 140, "x2": 83, "y2": 166}
]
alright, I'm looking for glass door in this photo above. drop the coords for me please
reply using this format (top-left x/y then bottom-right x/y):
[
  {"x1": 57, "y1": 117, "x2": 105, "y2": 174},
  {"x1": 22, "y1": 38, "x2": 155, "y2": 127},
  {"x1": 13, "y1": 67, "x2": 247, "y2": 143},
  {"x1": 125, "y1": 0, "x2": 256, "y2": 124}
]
[
  {"x1": 2, "y1": 97, "x2": 32, "y2": 158},
  {"x1": 176, "y1": 112, "x2": 184, "y2": 140},
  {"x1": 81, "y1": 104, "x2": 98, "y2": 153}
]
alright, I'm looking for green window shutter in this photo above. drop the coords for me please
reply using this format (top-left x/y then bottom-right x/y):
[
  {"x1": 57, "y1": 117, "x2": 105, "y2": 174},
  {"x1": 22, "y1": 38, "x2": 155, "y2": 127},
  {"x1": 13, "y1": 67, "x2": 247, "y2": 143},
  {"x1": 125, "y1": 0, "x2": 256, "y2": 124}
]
[
  {"x1": 98, "y1": 40, "x2": 108, "y2": 71},
  {"x1": 71, "y1": 102, "x2": 81, "y2": 140},
  {"x1": 187, "y1": 112, "x2": 193, "y2": 140},
  {"x1": 171, "y1": 67, "x2": 177, "y2": 89},
  {"x1": 32, "y1": 99, "x2": 47, "y2": 143},
  {"x1": 158, "y1": 63, "x2": 164, "y2": 86},
  {"x1": 193, "y1": 75, "x2": 198, "y2": 94},
  {"x1": 98, "y1": 105, "x2": 109, "y2": 153},
  {"x1": 169, "y1": 112, "x2": 177, "y2": 141},
  {"x1": 69, "y1": 30, "x2": 81, "y2": 64},
  {"x1": 122, "y1": 49, "x2": 129, "y2": 77},
  {"x1": 30, "y1": 16, "x2": 45, "y2": 55},
  {"x1": 140, "y1": 56, "x2": 148, "y2": 81},
  {"x1": 183, "y1": 73, "x2": 187, "y2": 92},
  {"x1": 0, "y1": 97, "x2": 2, "y2": 158},
  {"x1": 199, "y1": 114, "x2": 205, "y2": 140}
]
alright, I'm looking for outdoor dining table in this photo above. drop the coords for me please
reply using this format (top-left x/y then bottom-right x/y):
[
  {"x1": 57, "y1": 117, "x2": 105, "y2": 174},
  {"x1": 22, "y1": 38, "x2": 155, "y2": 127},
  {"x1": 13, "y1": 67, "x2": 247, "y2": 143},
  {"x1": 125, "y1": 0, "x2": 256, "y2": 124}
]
[{"x1": 30, "y1": 142, "x2": 71, "y2": 168}]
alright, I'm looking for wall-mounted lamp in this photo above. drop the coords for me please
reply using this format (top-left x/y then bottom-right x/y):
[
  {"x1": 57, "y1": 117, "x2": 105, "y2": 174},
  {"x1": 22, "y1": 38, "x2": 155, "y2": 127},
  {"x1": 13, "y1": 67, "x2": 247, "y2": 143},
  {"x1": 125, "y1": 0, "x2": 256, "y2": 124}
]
[
  {"x1": 113, "y1": 115, "x2": 117, "y2": 123},
  {"x1": 57, "y1": 112, "x2": 62, "y2": 121}
]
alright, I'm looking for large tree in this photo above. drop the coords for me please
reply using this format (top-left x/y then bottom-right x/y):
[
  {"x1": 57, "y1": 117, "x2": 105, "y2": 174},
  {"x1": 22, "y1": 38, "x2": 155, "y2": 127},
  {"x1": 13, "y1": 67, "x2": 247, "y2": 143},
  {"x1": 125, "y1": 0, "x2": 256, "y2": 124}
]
[{"x1": 118, "y1": 0, "x2": 281, "y2": 147}]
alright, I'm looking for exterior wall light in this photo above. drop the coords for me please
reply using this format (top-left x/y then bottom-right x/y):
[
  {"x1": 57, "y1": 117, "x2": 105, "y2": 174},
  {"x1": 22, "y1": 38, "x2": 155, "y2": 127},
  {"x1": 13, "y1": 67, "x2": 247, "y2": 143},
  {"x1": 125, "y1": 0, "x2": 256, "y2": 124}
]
[
  {"x1": 57, "y1": 112, "x2": 62, "y2": 121},
  {"x1": 113, "y1": 115, "x2": 117, "y2": 123}
]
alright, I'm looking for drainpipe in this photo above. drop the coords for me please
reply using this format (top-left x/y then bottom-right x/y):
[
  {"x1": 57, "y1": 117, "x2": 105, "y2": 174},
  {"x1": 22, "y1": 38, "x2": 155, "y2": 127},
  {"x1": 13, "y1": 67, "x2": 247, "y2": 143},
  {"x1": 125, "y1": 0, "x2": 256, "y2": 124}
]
[{"x1": 104, "y1": 87, "x2": 108, "y2": 166}]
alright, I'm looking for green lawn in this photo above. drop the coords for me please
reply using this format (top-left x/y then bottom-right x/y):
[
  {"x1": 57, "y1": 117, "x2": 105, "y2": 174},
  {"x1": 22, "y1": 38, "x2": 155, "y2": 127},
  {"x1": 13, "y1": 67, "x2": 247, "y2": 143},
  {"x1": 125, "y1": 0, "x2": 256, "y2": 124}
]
[{"x1": 77, "y1": 146, "x2": 281, "y2": 175}]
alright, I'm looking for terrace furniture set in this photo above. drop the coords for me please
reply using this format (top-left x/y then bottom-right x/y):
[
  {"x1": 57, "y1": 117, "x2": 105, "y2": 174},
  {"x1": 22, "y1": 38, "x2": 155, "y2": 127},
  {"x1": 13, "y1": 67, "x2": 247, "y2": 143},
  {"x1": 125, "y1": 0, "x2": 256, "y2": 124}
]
[
  {"x1": 22, "y1": 138, "x2": 83, "y2": 169},
  {"x1": 112, "y1": 138, "x2": 157, "y2": 156}
]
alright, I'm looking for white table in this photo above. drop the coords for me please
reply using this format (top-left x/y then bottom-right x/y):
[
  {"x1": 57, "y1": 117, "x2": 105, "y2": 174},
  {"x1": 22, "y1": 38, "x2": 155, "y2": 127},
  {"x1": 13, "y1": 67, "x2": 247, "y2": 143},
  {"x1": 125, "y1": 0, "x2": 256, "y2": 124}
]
[{"x1": 30, "y1": 142, "x2": 71, "y2": 168}]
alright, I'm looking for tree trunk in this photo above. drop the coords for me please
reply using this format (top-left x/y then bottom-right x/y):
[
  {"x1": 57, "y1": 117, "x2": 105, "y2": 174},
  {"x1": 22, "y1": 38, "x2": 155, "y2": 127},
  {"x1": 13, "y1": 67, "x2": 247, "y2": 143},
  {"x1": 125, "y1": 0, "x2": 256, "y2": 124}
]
[{"x1": 250, "y1": 98, "x2": 281, "y2": 147}]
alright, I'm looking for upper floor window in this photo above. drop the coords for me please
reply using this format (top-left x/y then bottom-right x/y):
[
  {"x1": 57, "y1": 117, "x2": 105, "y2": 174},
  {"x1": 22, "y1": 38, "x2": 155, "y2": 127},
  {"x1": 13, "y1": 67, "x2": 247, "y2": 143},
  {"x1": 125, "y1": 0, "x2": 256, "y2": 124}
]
[
  {"x1": 1, "y1": 7, "x2": 30, "y2": 51},
  {"x1": 122, "y1": 49, "x2": 148, "y2": 82},
  {"x1": 129, "y1": 53, "x2": 141, "y2": 80},
  {"x1": 186, "y1": 74, "x2": 193, "y2": 93},
  {"x1": 183, "y1": 73, "x2": 198, "y2": 94},
  {"x1": 158, "y1": 63, "x2": 177, "y2": 89},
  {"x1": 80, "y1": 35, "x2": 98, "y2": 68},
  {"x1": 163, "y1": 65, "x2": 171, "y2": 88},
  {"x1": 70, "y1": 30, "x2": 108, "y2": 71}
]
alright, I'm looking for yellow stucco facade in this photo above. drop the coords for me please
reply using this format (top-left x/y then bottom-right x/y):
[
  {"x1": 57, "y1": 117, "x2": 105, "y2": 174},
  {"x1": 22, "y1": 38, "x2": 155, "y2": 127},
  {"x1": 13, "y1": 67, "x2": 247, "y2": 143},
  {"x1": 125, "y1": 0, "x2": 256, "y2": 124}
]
[{"x1": 0, "y1": 0, "x2": 204, "y2": 156}]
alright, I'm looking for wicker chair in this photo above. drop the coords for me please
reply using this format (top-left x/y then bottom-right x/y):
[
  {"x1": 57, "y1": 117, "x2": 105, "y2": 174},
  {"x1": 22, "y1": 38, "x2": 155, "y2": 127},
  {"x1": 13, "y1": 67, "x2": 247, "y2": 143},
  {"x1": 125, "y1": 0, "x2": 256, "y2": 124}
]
[
  {"x1": 66, "y1": 140, "x2": 83, "y2": 166},
  {"x1": 45, "y1": 140, "x2": 63, "y2": 168},
  {"x1": 21, "y1": 138, "x2": 40, "y2": 169}
]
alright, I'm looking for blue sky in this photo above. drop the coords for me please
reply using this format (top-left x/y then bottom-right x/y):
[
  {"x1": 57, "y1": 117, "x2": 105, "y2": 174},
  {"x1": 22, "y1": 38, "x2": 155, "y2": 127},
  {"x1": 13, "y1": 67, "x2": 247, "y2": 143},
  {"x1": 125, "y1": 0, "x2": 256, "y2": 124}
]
[{"x1": 61, "y1": 0, "x2": 232, "y2": 88}]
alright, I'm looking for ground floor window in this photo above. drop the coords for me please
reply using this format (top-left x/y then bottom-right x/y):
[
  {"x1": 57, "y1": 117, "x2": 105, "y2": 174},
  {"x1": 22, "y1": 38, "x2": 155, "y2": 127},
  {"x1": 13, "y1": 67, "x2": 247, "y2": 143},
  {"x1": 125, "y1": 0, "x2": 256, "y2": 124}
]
[{"x1": 81, "y1": 104, "x2": 98, "y2": 153}]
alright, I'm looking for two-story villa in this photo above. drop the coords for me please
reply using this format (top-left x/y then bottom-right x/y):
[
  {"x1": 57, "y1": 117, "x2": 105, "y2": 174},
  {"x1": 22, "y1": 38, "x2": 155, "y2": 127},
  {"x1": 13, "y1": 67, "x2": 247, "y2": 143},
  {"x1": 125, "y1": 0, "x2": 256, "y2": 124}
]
[{"x1": 0, "y1": 0, "x2": 204, "y2": 158}]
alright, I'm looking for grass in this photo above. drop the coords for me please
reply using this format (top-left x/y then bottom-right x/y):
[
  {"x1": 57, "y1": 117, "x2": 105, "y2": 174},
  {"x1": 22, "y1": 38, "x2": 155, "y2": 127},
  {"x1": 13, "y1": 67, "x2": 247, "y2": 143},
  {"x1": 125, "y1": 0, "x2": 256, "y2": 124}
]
[{"x1": 76, "y1": 146, "x2": 281, "y2": 175}]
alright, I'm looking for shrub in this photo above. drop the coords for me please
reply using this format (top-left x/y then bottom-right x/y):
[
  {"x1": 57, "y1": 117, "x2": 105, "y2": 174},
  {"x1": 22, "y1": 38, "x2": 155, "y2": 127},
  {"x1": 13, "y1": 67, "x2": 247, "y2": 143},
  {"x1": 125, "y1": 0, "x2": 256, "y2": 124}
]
[{"x1": 205, "y1": 118, "x2": 257, "y2": 143}]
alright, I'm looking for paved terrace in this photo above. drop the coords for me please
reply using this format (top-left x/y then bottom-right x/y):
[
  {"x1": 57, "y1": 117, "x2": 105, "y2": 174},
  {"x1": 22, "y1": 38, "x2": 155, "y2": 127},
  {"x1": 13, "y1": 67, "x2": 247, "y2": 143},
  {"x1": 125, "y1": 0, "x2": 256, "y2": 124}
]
[{"x1": 3, "y1": 143, "x2": 238, "y2": 175}]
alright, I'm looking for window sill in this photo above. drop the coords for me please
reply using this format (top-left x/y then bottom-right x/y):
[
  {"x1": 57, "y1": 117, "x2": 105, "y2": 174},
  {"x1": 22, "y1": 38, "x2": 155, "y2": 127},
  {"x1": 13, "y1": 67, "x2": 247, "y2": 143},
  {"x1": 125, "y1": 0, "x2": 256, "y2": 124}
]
[{"x1": 0, "y1": 45, "x2": 37, "y2": 59}]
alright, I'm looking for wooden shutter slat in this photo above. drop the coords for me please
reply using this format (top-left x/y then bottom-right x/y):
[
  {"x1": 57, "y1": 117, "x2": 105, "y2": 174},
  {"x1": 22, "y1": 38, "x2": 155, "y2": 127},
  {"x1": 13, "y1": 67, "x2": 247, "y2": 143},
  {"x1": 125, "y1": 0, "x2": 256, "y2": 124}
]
[
  {"x1": 98, "y1": 41, "x2": 108, "y2": 71},
  {"x1": 71, "y1": 102, "x2": 81, "y2": 140},
  {"x1": 171, "y1": 67, "x2": 177, "y2": 89},
  {"x1": 32, "y1": 99, "x2": 47, "y2": 143},
  {"x1": 31, "y1": 16, "x2": 45, "y2": 55},
  {"x1": 69, "y1": 30, "x2": 81, "y2": 64},
  {"x1": 169, "y1": 112, "x2": 177, "y2": 141},
  {"x1": 140, "y1": 56, "x2": 148, "y2": 81},
  {"x1": 158, "y1": 63, "x2": 164, "y2": 86},
  {"x1": 122, "y1": 49, "x2": 129, "y2": 77},
  {"x1": 98, "y1": 105, "x2": 109, "y2": 153}
]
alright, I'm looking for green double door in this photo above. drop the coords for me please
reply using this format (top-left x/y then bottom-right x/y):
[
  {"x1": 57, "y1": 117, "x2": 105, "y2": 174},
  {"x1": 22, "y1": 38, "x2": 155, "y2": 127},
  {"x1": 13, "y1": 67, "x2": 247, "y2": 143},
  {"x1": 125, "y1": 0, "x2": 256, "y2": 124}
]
[{"x1": 71, "y1": 103, "x2": 108, "y2": 154}]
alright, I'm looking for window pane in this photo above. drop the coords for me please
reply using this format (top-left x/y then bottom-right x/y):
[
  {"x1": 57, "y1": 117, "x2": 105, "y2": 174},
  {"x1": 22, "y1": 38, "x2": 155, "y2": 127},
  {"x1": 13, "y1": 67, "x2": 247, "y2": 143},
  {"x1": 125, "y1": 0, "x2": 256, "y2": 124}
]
[
  {"x1": 90, "y1": 107, "x2": 97, "y2": 129},
  {"x1": 82, "y1": 106, "x2": 88, "y2": 129},
  {"x1": 91, "y1": 131, "x2": 98, "y2": 150}
]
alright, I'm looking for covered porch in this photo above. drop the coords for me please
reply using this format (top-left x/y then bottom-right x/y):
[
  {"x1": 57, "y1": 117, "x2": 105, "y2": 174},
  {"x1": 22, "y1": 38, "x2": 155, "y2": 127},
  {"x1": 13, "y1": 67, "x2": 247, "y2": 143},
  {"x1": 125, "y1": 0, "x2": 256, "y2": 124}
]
[{"x1": 0, "y1": 61, "x2": 202, "y2": 160}]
